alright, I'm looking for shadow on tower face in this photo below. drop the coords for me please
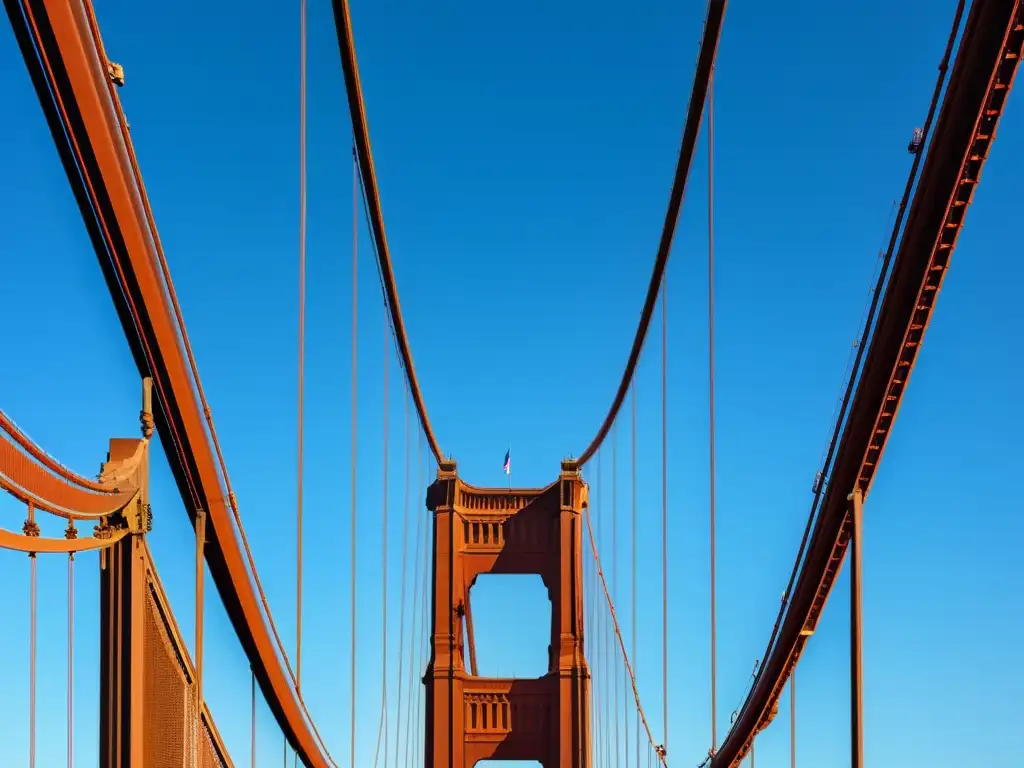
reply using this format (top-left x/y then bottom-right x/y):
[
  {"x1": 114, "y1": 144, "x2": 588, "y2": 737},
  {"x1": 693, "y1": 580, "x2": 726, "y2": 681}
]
[{"x1": 423, "y1": 462, "x2": 590, "y2": 768}]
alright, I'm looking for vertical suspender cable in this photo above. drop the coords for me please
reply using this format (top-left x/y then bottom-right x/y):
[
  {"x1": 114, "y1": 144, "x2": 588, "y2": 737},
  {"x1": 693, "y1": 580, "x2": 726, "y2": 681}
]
[
  {"x1": 350, "y1": 146, "x2": 360, "y2": 768},
  {"x1": 419, "y1": 434, "x2": 430, "y2": 765},
  {"x1": 447, "y1": 440, "x2": 454, "y2": 768},
  {"x1": 296, "y1": 0, "x2": 308, "y2": 691},
  {"x1": 602, "y1": 451, "x2": 612, "y2": 765},
  {"x1": 621, "y1": 416, "x2": 628, "y2": 764},
  {"x1": 612, "y1": 423, "x2": 620, "y2": 765},
  {"x1": 66, "y1": 518, "x2": 76, "y2": 768},
  {"x1": 632, "y1": 386, "x2": 639, "y2": 768},
  {"x1": 405, "y1": 434, "x2": 421, "y2": 768},
  {"x1": 251, "y1": 671, "x2": 256, "y2": 768},
  {"x1": 28, "y1": 506, "x2": 37, "y2": 768},
  {"x1": 395, "y1": 388, "x2": 411, "y2": 764},
  {"x1": 850, "y1": 488, "x2": 864, "y2": 768},
  {"x1": 583, "y1": 467, "x2": 670, "y2": 763},
  {"x1": 591, "y1": 490, "x2": 600, "y2": 768},
  {"x1": 583, "y1": 464, "x2": 594, "y2": 768},
  {"x1": 381, "y1": 308, "x2": 390, "y2": 768},
  {"x1": 661, "y1": 275, "x2": 669, "y2": 755},
  {"x1": 595, "y1": 454, "x2": 604, "y2": 768},
  {"x1": 68, "y1": 554, "x2": 73, "y2": 767},
  {"x1": 117, "y1": 538, "x2": 123, "y2": 767},
  {"x1": 68, "y1": 543, "x2": 75, "y2": 768},
  {"x1": 404, "y1": 420, "x2": 424, "y2": 768},
  {"x1": 602, "y1": 459, "x2": 610, "y2": 768},
  {"x1": 707, "y1": 68, "x2": 719, "y2": 755},
  {"x1": 195, "y1": 508, "x2": 207, "y2": 766}
]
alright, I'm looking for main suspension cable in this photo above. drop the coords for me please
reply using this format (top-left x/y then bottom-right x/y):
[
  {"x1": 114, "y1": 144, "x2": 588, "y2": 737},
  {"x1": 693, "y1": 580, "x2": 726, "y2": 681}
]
[
  {"x1": 67, "y1": 8, "x2": 340, "y2": 759},
  {"x1": 577, "y1": 0, "x2": 728, "y2": 467},
  {"x1": 330, "y1": 0, "x2": 443, "y2": 465}
]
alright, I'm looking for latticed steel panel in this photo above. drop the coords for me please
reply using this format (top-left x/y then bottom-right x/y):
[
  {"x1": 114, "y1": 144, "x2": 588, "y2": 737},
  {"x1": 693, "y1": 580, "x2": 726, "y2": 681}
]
[
  {"x1": 143, "y1": 585, "x2": 187, "y2": 765},
  {"x1": 142, "y1": 556, "x2": 230, "y2": 768}
]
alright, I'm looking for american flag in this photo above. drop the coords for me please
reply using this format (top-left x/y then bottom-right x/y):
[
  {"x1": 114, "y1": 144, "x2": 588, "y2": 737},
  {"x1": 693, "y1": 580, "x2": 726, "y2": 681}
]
[{"x1": 502, "y1": 449, "x2": 511, "y2": 475}]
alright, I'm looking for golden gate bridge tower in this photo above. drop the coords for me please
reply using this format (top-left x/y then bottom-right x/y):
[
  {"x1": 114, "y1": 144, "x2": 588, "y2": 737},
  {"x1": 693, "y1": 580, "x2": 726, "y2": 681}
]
[{"x1": 424, "y1": 459, "x2": 590, "y2": 767}]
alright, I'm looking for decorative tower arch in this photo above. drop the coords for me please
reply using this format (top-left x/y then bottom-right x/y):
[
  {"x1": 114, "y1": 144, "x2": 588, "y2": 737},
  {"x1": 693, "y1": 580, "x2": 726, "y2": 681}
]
[{"x1": 423, "y1": 458, "x2": 590, "y2": 768}]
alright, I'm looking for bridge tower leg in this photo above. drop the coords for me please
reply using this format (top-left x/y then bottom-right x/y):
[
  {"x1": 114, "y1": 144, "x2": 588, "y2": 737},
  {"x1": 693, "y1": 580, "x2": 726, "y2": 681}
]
[
  {"x1": 96, "y1": 378, "x2": 156, "y2": 768},
  {"x1": 98, "y1": 525, "x2": 147, "y2": 767},
  {"x1": 424, "y1": 459, "x2": 590, "y2": 768},
  {"x1": 97, "y1": 423, "x2": 154, "y2": 768}
]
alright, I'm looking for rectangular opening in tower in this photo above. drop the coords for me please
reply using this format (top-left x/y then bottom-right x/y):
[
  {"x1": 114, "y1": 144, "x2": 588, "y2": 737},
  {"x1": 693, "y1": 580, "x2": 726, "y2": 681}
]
[{"x1": 468, "y1": 573, "x2": 551, "y2": 679}]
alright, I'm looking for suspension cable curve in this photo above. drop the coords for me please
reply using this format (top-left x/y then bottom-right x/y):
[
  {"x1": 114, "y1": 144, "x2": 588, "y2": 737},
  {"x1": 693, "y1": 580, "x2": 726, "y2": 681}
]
[
  {"x1": 577, "y1": 0, "x2": 728, "y2": 467},
  {"x1": 329, "y1": 0, "x2": 443, "y2": 465},
  {"x1": 18, "y1": 0, "x2": 341, "y2": 760}
]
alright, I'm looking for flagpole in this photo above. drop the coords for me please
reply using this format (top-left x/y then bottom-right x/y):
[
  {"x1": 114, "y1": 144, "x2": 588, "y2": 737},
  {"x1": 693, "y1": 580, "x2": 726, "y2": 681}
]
[{"x1": 508, "y1": 445, "x2": 512, "y2": 490}]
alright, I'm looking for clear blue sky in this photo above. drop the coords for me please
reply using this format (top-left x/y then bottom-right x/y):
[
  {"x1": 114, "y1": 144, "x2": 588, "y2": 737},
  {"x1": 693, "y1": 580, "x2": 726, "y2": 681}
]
[{"x1": 1, "y1": 0, "x2": 1021, "y2": 766}]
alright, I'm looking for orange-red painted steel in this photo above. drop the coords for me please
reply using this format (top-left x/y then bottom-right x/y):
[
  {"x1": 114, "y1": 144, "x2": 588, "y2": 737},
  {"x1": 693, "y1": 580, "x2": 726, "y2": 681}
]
[
  {"x1": 8, "y1": 0, "x2": 332, "y2": 763},
  {"x1": 0, "y1": 410, "x2": 110, "y2": 491},
  {"x1": 424, "y1": 462, "x2": 590, "y2": 767},
  {"x1": 711, "y1": 2, "x2": 1023, "y2": 765}
]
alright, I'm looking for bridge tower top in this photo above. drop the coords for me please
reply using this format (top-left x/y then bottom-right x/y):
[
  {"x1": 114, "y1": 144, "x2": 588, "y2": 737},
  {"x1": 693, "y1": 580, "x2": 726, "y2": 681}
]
[{"x1": 423, "y1": 459, "x2": 591, "y2": 768}]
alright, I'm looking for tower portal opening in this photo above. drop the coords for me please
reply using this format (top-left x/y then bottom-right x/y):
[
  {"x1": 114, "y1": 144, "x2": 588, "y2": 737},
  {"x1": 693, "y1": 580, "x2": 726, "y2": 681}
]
[{"x1": 468, "y1": 573, "x2": 550, "y2": 679}]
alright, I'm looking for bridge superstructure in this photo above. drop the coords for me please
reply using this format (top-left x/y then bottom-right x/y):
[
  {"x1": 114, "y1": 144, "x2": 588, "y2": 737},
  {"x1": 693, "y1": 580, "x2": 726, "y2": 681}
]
[
  {"x1": 1, "y1": 0, "x2": 1021, "y2": 766},
  {"x1": 425, "y1": 461, "x2": 590, "y2": 767}
]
